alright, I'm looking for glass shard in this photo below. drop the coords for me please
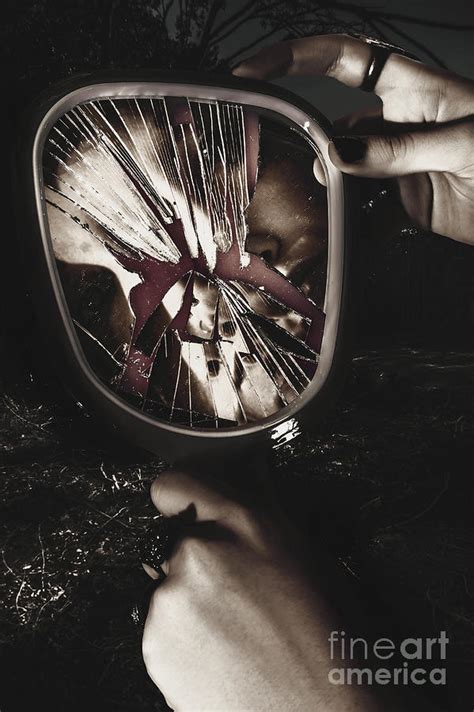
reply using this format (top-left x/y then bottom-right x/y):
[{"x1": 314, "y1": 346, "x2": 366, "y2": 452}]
[{"x1": 43, "y1": 94, "x2": 328, "y2": 428}]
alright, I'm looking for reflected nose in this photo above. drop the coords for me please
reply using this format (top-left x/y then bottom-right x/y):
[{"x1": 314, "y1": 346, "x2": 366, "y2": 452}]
[
  {"x1": 245, "y1": 233, "x2": 280, "y2": 265},
  {"x1": 198, "y1": 313, "x2": 214, "y2": 332}
]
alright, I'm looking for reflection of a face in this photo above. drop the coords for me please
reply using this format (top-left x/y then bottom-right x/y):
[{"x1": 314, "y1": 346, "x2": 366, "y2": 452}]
[
  {"x1": 246, "y1": 133, "x2": 328, "y2": 307},
  {"x1": 45, "y1": 99, "x2": 328, "y2": 427},
  {"x1": 157, "y1": 135, "x2": 327, "y2": 422}
]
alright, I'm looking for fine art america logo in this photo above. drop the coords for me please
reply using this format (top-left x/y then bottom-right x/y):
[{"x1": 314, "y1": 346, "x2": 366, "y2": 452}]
[{"x1": 328, "y1": 631, "x2": 448, "y2": 686}]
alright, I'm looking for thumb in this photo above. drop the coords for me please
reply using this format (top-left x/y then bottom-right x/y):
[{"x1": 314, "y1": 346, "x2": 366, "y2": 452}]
[{"x1": 328, "y1": 120, "x2": 473, "y2": 178}]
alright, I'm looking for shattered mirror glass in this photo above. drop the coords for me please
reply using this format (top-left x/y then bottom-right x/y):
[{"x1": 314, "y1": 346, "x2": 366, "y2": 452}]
[{"x1": 43, "y1": 94, "x2": 328, "y2": 429}]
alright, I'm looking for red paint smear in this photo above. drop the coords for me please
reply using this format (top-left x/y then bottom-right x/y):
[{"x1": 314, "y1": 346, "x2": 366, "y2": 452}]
[{"x1": 114, "y1": 103, "x2": 325, "y2": 399}]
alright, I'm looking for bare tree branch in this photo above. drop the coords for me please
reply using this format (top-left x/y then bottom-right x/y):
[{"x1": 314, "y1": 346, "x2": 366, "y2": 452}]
[
  {"x1": 155, "y1": 0, "x2": 461, "y2": 74},
  {"x1": 104, "y1": 0, "x2": 119, "y2": 67},
  {"x1": 209, "y1": 0, "x2": 293, "y2": 45},
  {"x1": 210, "y1": 7, "x2": 318, "y2": 48},
  {"x1": 221, "y1": 25, "x2": 286, "y2": 65},
  {"x1": 162, "y1": 0, "x2": 174, "y2": 22},
  {"x1": 368, "y1": 9, "x2": 474, "y2": 31},
  {"x1": 333, "y1": 2, "x2": 473, "y2": 30},
  {"x1": 199, "y1": 0, "x2": 226, "y2": 50},
  {"x1": 209, "y1": 0, "x2": 261, "y2": 41}
]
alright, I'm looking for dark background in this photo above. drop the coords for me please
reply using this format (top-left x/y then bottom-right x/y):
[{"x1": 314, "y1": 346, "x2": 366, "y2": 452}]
[{"x1": 1, "y1": 1, "x2": 473, "y2": 710}]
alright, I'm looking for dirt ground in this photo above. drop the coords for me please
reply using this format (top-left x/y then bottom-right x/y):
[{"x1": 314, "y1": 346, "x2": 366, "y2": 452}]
[{"x1": 0, "y1": 343, "x2": 473, "y2": 711}]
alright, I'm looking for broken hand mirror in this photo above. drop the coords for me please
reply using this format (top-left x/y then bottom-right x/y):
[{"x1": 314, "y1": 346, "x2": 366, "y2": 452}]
[{"x1": 22, "y1": 73, "x2": 350, "y2": 461}]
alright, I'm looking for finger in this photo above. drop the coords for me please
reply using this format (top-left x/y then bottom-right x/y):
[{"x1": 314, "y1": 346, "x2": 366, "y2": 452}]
[
  {"x1": 232, "y1": 34, "x2": 460, "y2": 103},
  {"x1": 233, "y1": 34, "x2": 373, "y2": 88},
  {"x1": 313, "y1": 158, "x2": 327, "y2": 186},
  {"x1": 333, "y1": 105, "x2": 383, "y2": 135},
  {"x1": 150, "y1": 469, "x2": 232, "y2": 521},
  {"x1": 314, "y1": 105, "x2": 384, "y2": 187},
  {"x1": 142, "y1": 562, "x2": 163, "y2": 580},
  {"x1": 328, "y1": 120, "x2": 474, "y2": 178}
]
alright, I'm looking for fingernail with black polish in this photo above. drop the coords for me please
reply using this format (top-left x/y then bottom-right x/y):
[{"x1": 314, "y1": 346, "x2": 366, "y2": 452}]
[{"x1": 332, "y1": 136, "x2": 367, "y2": 163}]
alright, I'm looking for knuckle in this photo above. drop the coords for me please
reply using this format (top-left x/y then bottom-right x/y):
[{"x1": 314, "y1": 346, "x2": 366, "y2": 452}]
[
  {"x1": 458, "y1": 117, "x2": 474, "y2": 144},
  {"x1": 142, "y1": 598, "x2": 167, "y2": 665},
  {"x1": 150, "y1": 470, "x2": 173, "y2": 506},
  {"x1": 228, "y1": 501, "x2": 262, "y2": 538},
  {"x1": 326, "y1": 34, "x2": 358, "y2": 77},
  {"x1": 176, "y1": 536, "x2": 208, "y2": 565},
  {"x1": 385, "y1": 136, "x2": 402, "y2": 163},
  {"x1": 287, "y1": 42, "x2": 295, "y2": 72},
  {"x1": 142, "y1": 627, "x2": 158, "y2": 667},
  {"x1": 149, "y1": 584, "x2": 171, "y2": 615},
  {"x1": 377, "y1": 133, "x2": 412, "y2": 165},
  {"x1": 147, "y1": 582, "x2": 182, "y2": 626},
  {"x1": 403, "y1": 132, "x2": 417, "y2": 159},
  {"x1": 173, "y1": 537, "x2": 223, "y2": 590},
  {"x1": 326, "y1": 37, "x2": 346, "y2": 77}
]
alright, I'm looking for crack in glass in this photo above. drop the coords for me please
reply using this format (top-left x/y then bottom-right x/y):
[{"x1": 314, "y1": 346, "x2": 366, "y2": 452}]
[{"x1": 43, "y1": 95, "x2": 328, "y2": 428}]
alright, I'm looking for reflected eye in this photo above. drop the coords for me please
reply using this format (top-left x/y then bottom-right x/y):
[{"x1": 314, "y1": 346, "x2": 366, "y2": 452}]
[
  {"x1": 207, "y1": 359, "x2": 220, "y2": 376},
  {"x1": 222, "y1": 321, "x2": 236, "y2": 337}
]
